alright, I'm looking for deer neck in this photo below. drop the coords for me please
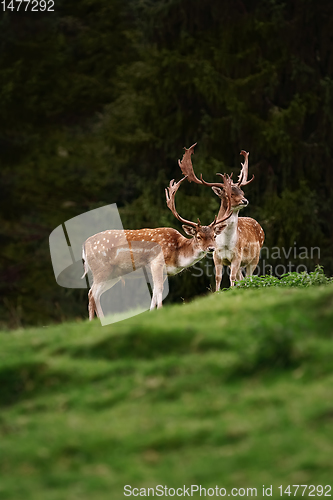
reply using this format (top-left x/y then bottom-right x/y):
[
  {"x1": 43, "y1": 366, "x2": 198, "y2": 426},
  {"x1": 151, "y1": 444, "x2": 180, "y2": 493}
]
[
  {"x1": 215, "y1": 208, "x2": 239, "y2": 252},
  {"x1": 218, "y1": 196, "x2": 240, "y2": 227},
  {"x1": 168, "y1": 233, "x2": 205, "y2": 273}
]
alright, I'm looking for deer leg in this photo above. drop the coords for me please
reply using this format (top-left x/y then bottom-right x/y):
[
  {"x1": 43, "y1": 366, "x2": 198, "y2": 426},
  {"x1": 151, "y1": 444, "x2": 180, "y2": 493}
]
[
  {"x1": 89, "y1": 283, "x2": 105, "y2": 320},
  {"x1": 246, "y1": 263, "x2": 257, "y2": 277},
  {"x1": 145, "y1": 264, "x2": 157, "y2": 310},
  {"x1": 150, "y1": 276, "x2": 163, "y2": 310},
  {"x1": 213, "y1": 251, "x2": 223, "y2": 292},
  {"x1": 230, "y1": 259, "x2": 242, "y2": 287},
  {"x1": 156, "y1": 276, "x2": 165, "y2": 310},
  {"x1": 88, "y1": 289, "x2": 97, "y2": 320},
  {"x1": 150, "y1": 295, "x2": 156, "y2": 310},
  {"x1": 155, "y1": 273, "x2": 168, "y2": 309},
  {"x1": 236, "y1": 268, "x2": 244, "y2": 281},
  {"x1": 149, "y1": 257, "x2": 165, "y2": 310},
  {"x1": 149, "y1": 276, "x2": 157, "y2": 310},
  {"x1": 89, "y1": 278, "x2": 121, "y2": 320}
]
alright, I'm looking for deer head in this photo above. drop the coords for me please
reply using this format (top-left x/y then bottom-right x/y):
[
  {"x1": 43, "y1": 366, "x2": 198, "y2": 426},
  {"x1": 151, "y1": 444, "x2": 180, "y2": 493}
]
[
  {"x1": 165, "y1": 174, "x2": 232, "y2": 254},
  {"x1": 178, "y1": 145, "x2": 252, "y2": 213}
]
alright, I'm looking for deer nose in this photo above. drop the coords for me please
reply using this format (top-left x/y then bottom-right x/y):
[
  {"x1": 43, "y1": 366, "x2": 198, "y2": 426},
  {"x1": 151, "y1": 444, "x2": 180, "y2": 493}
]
[
  {"x1": 208, "y1": 246, "x2": 215, "y2": 253},
  {"x1": 242, "y1": 198, "x2": 248, "y2": 205}
]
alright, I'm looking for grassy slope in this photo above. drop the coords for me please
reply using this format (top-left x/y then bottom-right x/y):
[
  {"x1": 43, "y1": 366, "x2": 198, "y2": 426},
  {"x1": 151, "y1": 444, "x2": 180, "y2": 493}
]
[{"x1": 0, "y1": 286, "x2": 333, "y2": 499}]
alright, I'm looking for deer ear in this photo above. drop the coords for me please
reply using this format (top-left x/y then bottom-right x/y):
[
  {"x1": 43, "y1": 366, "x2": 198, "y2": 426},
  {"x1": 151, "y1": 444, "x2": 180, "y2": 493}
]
[
  {"x1": 182, "y1": 225, "x2": 196, "y2": 236},
  {"x1": 214, "y1": 223, "x2": 227, "y2": 235},
  {"x1": 212, "y1": 186, "x2": 223, "y2": 197}
]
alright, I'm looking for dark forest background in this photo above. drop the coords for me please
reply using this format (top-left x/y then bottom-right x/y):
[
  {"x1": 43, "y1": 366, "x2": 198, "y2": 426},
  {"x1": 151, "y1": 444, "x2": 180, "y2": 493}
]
[{"x1": 1, "y1": 0, "x2": 333, "y2": 328}]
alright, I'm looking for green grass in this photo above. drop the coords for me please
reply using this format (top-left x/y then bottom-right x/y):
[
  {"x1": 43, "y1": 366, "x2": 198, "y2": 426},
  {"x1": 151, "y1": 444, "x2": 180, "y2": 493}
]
[{"x1": 1, "y1": 285, "x2": 333, "y2": 499}]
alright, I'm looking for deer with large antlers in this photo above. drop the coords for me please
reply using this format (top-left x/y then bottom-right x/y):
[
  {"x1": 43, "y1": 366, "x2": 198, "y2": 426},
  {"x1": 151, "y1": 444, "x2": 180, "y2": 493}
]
[
  {"x1": 179, "y1": 144, "x2": 265, "y2": 290},
  {"x1": 82, "y1": 174, "x2": 233, "y2": 319}
]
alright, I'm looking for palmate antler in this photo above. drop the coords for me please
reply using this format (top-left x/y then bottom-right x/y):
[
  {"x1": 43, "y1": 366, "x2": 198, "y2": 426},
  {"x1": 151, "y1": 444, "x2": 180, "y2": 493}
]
[
  {"x1": 178, "y1": 143, "x2": 254, "y2": 190},
  {"x1": 210, "y1": 174, "x2": 233, "y2": 225},
  {"x1": 200, "y1": 151, "x2": 254, "y2": 189},
  {"x1": 178, "y1": 143, "x2": 202, "y2": 184},
  {"x1": 237, "y1": 150, "x2": 254, "y2": 187},
  {"x1": 165, "y1": 176, "x2": 200, "y2": 228},
  {"x1": 178, "y1": 141, "x2": 228, "y2": 190},
  {"x1": 167, "y1": 144, "x2": 234, "y2": 228},
  {"x1": 165, "y1": 174, "x2": 233, "y2": 228}
]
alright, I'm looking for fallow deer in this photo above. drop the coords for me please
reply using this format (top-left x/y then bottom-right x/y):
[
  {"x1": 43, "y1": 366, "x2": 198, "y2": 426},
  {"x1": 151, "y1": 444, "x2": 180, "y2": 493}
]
[
  {"x1": 178, "y1": 144, "x2": 265, "y2": 290},
  {"x1": 82, "y1": 175, "x2": 233, "y2": 319}
]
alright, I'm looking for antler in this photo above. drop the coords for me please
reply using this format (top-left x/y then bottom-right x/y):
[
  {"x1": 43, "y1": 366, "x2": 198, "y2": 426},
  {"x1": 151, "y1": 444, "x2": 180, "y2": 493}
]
[
  {"x1": 177, "y1": 142, "x2": 232, "y2": 190},
  {"x1": 209, "y1": 174, "x2": 233, "y2": 226},
  {"x1": 165, "y1": 176, "x2": 199, "y2": 228},
  {"x1": 237, "y1": 150, "x2": 254, "y2": 186},
  {"x1": 178, "y1": 143, "x2": 202, "y2": 184},
  {"x1": 200, "y1": 171, "x2": 233, "y2": 189},
  {"x1": 200, "y1": 151, "x2": 254, "y2": 188}
]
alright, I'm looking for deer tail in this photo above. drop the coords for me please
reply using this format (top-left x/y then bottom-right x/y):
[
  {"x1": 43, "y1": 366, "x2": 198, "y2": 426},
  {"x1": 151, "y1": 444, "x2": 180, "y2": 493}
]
[{"x1": 81, "y1": 243, "x2": 88, "y2": 279}]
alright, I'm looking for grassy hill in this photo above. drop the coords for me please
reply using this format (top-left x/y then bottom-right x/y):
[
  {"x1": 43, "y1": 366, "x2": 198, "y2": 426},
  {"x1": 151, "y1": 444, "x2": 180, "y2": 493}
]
[{"x1": 1, "y1": 285, "x2": 333, "y2": 499}]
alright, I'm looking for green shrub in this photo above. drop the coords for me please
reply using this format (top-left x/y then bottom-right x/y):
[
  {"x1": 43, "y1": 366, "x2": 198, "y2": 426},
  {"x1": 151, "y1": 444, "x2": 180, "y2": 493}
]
[{"x1": 227, "y1": 265, "x2": 333, "y2": 290}]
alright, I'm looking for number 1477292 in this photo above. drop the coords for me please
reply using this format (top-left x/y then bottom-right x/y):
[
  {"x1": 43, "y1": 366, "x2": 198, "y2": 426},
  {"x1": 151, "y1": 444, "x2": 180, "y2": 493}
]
[{"x1": 1, "y1": 0, "x2": 54, "y2": 11}]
